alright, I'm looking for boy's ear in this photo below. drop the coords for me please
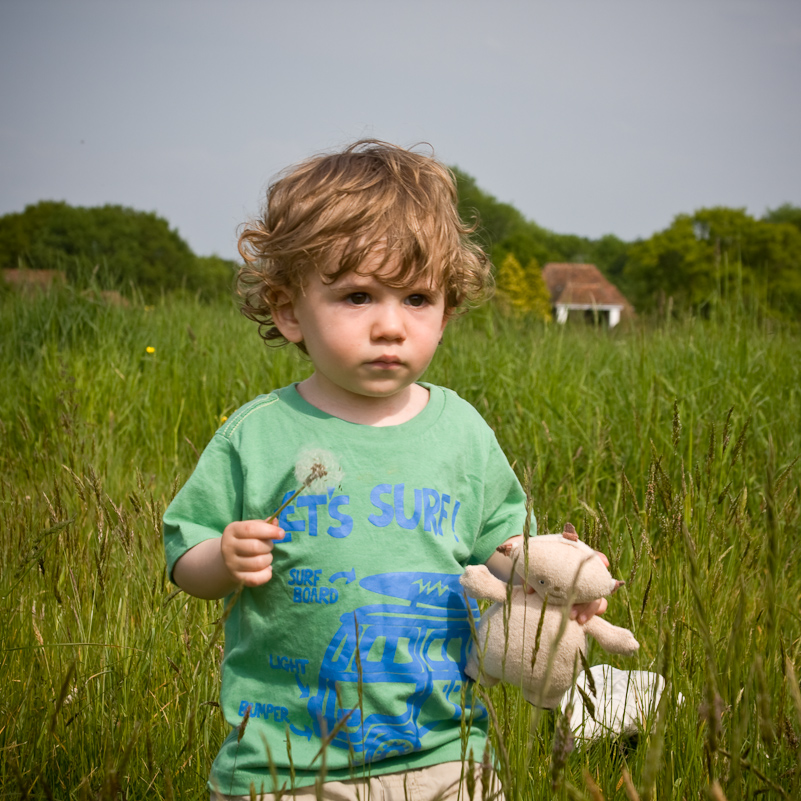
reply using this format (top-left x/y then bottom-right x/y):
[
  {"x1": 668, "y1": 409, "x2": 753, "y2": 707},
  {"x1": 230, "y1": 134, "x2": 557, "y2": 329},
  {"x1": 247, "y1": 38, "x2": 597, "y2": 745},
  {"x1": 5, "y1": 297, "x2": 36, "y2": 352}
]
[
  {"x1": 441, "y1": 308, "x2": 453, "y2": 334},
  {"x1": 272, "y1": 290, "x2": 304, "y2": 344}
]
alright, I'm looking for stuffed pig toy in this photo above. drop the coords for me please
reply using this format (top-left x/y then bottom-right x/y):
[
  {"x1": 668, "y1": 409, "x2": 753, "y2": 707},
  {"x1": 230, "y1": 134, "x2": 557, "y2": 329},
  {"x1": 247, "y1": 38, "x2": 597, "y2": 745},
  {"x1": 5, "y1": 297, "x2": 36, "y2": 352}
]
[{"x1": 460, "y1": 523, "x2": 639, "y2": 709}]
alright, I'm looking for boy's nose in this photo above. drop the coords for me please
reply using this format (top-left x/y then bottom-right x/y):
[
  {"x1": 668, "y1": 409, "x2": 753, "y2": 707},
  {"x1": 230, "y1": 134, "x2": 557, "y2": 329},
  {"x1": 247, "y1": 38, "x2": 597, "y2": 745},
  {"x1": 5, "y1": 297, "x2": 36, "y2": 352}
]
[{"x1": 371, "y1": 304, "x2": 406, "y2": 340}]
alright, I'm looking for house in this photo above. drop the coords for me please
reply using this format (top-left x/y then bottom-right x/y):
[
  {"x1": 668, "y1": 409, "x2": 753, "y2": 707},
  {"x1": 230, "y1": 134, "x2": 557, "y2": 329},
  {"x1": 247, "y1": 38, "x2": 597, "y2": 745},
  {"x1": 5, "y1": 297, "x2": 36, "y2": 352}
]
[
  {"x1": 542, "y1": 263, "x2": 633, "y2": 328},
  {"x1": 3, "y1": 268, "x2": 66, "y2": 291}
]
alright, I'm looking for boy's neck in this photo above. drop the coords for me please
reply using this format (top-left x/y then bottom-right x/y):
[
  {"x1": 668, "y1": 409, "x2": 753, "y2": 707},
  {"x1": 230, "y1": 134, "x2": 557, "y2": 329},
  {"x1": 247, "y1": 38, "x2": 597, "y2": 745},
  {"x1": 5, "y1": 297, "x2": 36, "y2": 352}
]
[{"x1": 296, "y1": 375, "x2": 430, "y2": 426}]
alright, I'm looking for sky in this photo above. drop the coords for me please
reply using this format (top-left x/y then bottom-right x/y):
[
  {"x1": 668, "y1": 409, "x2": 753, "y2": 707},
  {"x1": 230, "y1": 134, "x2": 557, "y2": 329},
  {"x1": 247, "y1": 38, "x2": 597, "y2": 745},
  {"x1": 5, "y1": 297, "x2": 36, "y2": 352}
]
[{"x1": 1, "y1": 0, "x2": 800, "y2": 260}]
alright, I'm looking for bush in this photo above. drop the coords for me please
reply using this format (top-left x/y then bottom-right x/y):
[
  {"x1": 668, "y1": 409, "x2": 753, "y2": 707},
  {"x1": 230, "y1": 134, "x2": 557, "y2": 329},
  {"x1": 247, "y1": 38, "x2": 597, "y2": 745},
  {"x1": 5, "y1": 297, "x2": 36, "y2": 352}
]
[{"x1": 0, "y1": 201, "x2": 237, "y2": 300}]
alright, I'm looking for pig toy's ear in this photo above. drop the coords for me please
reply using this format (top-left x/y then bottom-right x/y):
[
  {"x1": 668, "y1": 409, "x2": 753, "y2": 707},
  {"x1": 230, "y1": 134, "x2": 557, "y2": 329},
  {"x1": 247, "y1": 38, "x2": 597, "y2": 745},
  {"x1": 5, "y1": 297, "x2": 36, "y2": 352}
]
[
  {"x1": 496, "y1": 541, "x2": 516, "y2": 558},
  {"x1": 562, "y1": 522, "x2": 578, "y2": 542}
]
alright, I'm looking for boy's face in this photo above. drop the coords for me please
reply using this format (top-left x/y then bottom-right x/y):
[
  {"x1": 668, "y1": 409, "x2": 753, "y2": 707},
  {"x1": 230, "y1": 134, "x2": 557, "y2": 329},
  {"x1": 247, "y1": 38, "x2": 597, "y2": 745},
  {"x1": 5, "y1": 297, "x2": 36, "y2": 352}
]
[{"x1": 273, "y1": 255, "x2": 448, "y2": 408}]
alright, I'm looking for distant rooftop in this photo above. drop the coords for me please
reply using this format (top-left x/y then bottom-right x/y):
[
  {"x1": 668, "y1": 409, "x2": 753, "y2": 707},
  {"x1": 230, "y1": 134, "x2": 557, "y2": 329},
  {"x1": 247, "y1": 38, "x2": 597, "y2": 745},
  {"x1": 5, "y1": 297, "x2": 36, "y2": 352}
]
[
  {"x1": 543, "y1": 263, "x2": 633, "y2": 309},
  {"x1": 542, "y1": 263, "x2": 634, "y2": 327}
]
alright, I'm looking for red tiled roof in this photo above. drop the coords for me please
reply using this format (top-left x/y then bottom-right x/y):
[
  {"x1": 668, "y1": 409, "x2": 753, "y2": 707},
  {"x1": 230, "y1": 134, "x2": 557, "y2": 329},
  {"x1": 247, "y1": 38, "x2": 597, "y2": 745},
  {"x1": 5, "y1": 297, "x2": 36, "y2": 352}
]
[
  {"x1": 3, "y1": 268, "x2": 66, "y2": 287},
  {"x1": 542, "y1": 263, "x2": 633, "y2": 310}
]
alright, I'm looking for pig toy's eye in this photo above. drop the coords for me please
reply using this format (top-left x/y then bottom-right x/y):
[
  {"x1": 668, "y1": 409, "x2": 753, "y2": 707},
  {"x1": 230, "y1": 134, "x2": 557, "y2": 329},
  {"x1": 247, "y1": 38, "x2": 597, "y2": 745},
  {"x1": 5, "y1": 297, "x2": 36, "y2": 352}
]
[{"x1": 539, "y1": 580, "x2": 546, "y2": 585}]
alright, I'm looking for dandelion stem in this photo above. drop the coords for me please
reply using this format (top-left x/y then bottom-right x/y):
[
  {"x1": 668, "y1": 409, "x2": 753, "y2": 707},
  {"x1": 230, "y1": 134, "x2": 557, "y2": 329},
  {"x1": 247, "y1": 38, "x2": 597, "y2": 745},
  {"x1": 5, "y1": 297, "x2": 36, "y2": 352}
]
[{"x1": 265, "y1": 482, "x2": 307, "y2": 524}]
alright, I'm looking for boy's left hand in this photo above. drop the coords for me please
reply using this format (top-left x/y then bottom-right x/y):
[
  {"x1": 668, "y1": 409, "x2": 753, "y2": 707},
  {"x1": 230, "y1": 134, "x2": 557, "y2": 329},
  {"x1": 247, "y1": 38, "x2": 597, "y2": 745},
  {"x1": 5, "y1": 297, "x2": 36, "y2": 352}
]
[
  {"x1": 569, "y1": 551, "x2": 609, "y2": 624},
  {"x1": 571, "y1": 596, "x2": 608, "y2": 624}
]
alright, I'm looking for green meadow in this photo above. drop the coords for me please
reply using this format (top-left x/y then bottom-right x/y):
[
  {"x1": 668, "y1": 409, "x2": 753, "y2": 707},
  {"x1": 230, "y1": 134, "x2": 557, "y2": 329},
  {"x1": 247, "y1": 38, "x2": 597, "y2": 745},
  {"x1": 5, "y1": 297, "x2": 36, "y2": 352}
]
[{"x1": 1, "y1": 286, "x2": 800, "y2": 799}]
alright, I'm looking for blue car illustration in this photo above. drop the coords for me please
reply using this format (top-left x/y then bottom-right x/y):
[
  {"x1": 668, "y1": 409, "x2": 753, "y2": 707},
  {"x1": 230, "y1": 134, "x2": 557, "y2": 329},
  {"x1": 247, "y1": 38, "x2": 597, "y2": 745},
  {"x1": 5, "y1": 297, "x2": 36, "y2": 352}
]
[{"x1": 307, "y1": 572, "x2": 484, "y2": 763}]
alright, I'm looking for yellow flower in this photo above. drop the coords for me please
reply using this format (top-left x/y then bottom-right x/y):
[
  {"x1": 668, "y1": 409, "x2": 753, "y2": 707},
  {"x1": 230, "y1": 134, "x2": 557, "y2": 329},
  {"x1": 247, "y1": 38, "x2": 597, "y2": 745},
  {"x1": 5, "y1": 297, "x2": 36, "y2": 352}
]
[
  {"x1": 144, "y1": 305, "x2": 154, "y2": 312},
  {"x1": 146, "y1": 346, "x2": 155, "y2": 354},
  {"x1": 220, "y1": 415, "x2": 228, "y2": 423}
]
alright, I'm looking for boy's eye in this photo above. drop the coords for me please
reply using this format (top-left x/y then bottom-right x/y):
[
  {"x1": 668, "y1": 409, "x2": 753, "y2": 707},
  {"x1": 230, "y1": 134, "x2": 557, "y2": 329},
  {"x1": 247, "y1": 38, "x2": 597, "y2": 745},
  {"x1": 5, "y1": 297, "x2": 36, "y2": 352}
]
[
  {"x1": 347, "y1": 292, "x2": 370, "y2": 305},
  {"x1": 405, "y1": 294, "x2": 428, "y2": 308}
]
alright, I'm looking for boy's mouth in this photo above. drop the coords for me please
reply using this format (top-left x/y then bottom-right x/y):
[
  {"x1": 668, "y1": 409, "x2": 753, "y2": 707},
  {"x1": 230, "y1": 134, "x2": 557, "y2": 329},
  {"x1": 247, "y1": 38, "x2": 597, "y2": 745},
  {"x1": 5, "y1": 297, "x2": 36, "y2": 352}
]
[{"x1": 367, "y1": 357, "x2": 402, "y2": 368}]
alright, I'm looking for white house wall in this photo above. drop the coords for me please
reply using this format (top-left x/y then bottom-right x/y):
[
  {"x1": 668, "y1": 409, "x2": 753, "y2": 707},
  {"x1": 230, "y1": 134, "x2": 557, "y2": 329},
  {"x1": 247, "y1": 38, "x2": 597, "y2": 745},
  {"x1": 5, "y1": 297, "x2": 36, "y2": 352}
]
[{"x1": 554, "y1": 303, "x2": 623, "y2": 328}]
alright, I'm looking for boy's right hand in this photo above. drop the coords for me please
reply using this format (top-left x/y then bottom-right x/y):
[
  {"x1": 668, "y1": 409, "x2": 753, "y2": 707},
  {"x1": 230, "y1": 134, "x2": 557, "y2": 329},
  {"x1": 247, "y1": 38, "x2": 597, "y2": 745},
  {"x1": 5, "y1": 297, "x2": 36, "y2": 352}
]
[{"x1": 221, "y1": 519, "x2": 286, "y2": 587}]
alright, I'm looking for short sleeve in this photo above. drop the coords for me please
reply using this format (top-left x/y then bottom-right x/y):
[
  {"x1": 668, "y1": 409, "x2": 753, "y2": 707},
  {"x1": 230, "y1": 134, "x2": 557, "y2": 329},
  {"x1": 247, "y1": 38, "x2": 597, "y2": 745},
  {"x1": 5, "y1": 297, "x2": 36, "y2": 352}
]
[
  {"x1": 163, "y1": 434, "x2": 244, "y2": 582},
  {"x1": 468, "y1": 429, "x2": 531, "y2": 566}
]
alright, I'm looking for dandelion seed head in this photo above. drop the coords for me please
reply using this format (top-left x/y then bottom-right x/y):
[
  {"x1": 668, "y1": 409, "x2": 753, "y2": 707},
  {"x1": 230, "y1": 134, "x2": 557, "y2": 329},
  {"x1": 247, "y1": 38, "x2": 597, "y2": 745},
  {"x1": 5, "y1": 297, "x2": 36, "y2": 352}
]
[{"x1": 294, "y1": 449, "x2": 344, "y2": 493}]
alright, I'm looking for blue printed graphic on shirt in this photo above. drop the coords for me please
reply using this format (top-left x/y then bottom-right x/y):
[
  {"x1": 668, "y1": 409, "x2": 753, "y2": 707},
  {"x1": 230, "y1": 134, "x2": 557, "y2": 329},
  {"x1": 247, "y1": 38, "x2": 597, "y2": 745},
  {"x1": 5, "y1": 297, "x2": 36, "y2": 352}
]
[
  {"x1": 275, "y1": 483, "x2": 461, "y2": 543},
  {"x1": 306, "y1": 571, "x2": 484, "y2": 764}
]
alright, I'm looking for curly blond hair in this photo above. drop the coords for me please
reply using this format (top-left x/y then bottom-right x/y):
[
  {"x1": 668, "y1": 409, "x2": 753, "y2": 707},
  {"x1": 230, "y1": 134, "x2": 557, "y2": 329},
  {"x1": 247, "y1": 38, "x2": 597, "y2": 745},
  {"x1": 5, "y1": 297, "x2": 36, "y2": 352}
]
[{"x1": 237, "y1": 140, "x2": 492, "y2": 346}]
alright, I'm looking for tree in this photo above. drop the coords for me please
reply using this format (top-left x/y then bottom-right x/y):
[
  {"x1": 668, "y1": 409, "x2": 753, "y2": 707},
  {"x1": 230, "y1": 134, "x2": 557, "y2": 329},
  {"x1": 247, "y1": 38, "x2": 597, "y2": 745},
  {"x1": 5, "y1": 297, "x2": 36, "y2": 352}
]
[
  {"x1": 624, "y1": 206, "x2": 801, "y2": 315},
  {"x1": 588, "y1": 234, "x2": 632, "y2": 294},
  {"x1": 495, "y1": 252, "x2": 528, "y2": 315},
  {"x1": 524, "y1": 258, "x2": 553, "y2": 322},
  {"x1": 0, "y1": 201, "x2": 236, "y2": 299},
  {"x1": 763, "y1": 203, "x2": 801, "y2": 234},
  {"x1": 452, "y1": 167, "x2": 629, "y2": 292},
  {"x1": 495, "y1": 252, "x2": 552, "y2": 321},
  {"x1": 192, "y1": 255, "x2": 237, "y2": 297},
  {"x1": 746, "y1": 218, "x2": 801, "y2": 313},
  {"x1": 625, "y1": 214, "x2": 711, "y2": 309}
]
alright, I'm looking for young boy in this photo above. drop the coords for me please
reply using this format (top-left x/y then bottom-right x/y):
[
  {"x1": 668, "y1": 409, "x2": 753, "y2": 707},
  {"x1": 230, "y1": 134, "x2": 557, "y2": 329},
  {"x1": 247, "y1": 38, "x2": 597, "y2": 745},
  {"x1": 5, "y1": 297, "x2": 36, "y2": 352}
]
[{"x1": 163, "y1": 140, "x2": 601, "y2": 800}]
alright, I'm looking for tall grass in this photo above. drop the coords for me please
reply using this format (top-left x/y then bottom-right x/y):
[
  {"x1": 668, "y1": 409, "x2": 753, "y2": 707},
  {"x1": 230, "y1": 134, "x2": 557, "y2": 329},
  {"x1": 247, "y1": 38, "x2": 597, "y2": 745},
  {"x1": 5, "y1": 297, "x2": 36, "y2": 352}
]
[{"x1": 1, "y1": 286, "x2": 799, "y2": 798}]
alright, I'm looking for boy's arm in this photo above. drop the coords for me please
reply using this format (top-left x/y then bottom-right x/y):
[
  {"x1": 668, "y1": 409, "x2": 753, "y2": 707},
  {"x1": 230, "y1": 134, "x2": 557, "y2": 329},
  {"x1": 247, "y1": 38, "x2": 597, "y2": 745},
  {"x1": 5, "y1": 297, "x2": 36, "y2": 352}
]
[
  {"x1": 173, "y1": 520, "x2": 286, "y2": 600},
  {"x1": 484, "y1": 545, "x2": 521, "y2": 584},
  {"x1": 164, "y1": 433, "x2": 283, "y2": 599},
  {"x1": 173, "y1": 537, "x2": 238, "y2": 599}
]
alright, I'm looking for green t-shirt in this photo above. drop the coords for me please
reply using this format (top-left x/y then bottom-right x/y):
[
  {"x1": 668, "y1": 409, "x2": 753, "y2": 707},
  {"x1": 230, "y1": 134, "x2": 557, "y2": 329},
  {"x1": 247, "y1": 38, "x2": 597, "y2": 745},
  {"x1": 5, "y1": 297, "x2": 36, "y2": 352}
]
[{"x1": 163, "y1": 383, "x2": 528, "y2": 796}]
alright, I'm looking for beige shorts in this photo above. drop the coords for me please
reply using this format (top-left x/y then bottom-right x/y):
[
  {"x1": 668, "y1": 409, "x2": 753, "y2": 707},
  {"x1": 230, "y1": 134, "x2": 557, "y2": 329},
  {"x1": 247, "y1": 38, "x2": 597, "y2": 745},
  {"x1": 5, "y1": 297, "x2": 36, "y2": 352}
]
[{"x1": 210, "y1": 760, "x2": 504, "y2": 801}]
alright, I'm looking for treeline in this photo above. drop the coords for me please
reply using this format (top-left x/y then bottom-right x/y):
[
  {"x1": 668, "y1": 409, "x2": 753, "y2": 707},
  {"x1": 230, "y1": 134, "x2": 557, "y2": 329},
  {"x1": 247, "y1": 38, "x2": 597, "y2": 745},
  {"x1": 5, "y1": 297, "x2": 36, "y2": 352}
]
[
  {"x1": 0, "y1": 201, "x2": 236, "y2": 300},
  {"x1": 455, "y1": 168, "x2": 801, "y2": 317},
  {"x1": 624, "y1": 205, "x2": 801, "y2": 314},
  {"x1": 455, "y1": 169, "x2": 628, "y2": 276},
  {"x1": 2, "y1": 186, "x2": 801, "y2": 316}
]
